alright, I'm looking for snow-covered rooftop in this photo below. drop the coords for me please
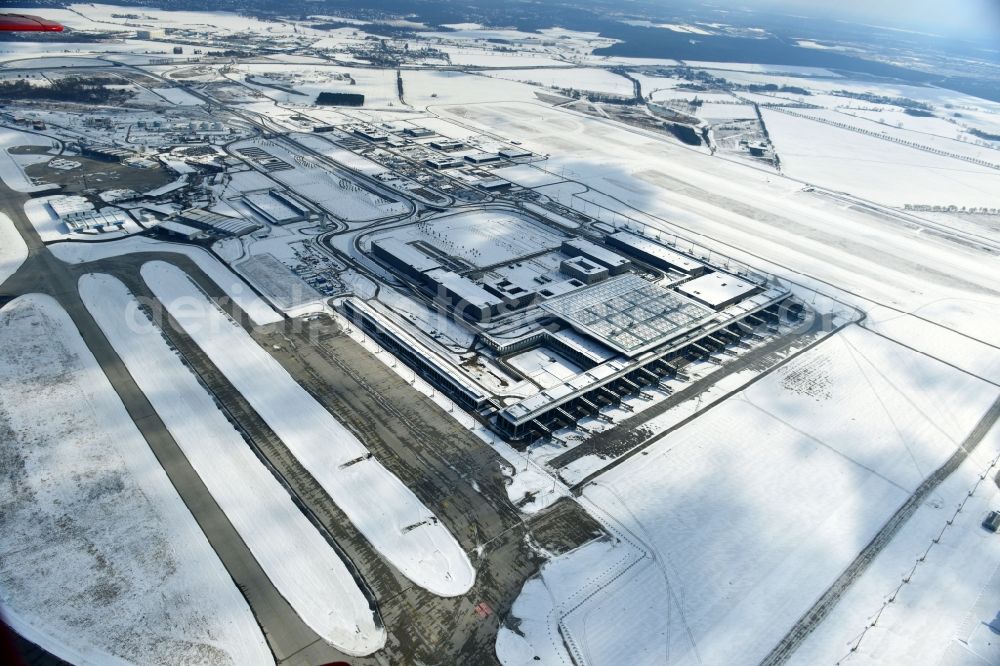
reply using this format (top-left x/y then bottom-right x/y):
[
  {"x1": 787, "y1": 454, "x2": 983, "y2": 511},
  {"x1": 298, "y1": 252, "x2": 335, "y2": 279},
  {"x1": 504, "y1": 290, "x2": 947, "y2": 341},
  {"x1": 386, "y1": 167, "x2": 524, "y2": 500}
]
[
  {"x1": 675, "y1": 271, "x2": 759, "y2": 309},
  {"x1": 540, "y1": 274, "x2": 714, "y2": 355}
]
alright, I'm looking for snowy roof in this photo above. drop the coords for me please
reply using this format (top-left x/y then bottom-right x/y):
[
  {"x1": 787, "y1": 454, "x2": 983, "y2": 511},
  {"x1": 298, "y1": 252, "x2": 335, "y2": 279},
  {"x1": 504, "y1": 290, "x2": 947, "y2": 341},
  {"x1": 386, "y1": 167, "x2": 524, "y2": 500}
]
[
  {"x1": 48, "y1": 196, "x2": 93, "y2": 218},
  {"x1": 548, "y1": 327, "x2": 619, "y2": 364},
  {"x1": 499, "y1": 147, "x2": 531, "y2": 158},
  {"x1": 675, "y1": 271, "x2": 759, "y2": 308},
  {"x1": 606, "y1": 231, "x2": 705, "y2": 274},
  {"x1": 64, "y1": 208, "x2": 130, "y2": 231},
  {"x1": 464, "y1": 151, "x2": 501, "y2": 163},
  {"x1": 243, "y1": 191, "x2": 303, "y2": 223},
  {"x1": 178, "y1": 208, "x2": 261, "y2": 237},
  {"x1": 373, "y1": 238, "x2": 442, "y2": 274},
  {"x1": 425, "y1": 268, "x2": 504, "y2": 309},
  {"x1": 157, "y1": 220, "x2": 203, "y2": 237},
  {"x1": 562, "y1": 238, "x2": 631, "y2": 272},
  {"x1": 540, "y1": 274, "x2": 714, "y2": 355}
]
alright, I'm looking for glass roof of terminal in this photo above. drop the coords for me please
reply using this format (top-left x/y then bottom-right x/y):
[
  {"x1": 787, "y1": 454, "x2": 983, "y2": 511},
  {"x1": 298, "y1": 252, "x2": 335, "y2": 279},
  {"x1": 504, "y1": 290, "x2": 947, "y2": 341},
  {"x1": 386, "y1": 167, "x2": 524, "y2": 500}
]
[{"x1": 539, "y1": 274, "x2": 714, "y2": 355}]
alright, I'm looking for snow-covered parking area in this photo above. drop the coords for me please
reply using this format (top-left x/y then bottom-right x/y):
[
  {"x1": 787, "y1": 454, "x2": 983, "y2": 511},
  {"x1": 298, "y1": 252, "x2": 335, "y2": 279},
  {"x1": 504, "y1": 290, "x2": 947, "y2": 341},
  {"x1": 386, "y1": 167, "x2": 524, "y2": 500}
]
[
  {"x1": 0, "y1": 294, "x2": 272, "y2": 666},
  {"x1": 141, "y1": 260, "x2": 475, "y2": 597},
  {"x1": 499, "y1": 324, "x2": 999, "y2": 665},
  {"x1": 80, "y1": 273, "x2": 384, "y2": 655}
]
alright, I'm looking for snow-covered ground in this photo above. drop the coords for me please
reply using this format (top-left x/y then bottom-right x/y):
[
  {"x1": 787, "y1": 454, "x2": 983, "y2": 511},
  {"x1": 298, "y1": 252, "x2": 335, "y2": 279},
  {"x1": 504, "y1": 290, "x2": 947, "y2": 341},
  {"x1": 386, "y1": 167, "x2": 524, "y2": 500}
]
[
  {"x1": 761, "y1": 108, "x2": 1000, "y2": 207},
  {"x1": 23, "y1": 195, "x2": 69, "y2": 241},
  {"x1": 499, "y1": 325, "x2": 998, "y2": 665},
  {"x1": 401, "y1": 70, "x2": 543, "y2": 107},
  {"x1": 141, "y1": 260, "x2": 475, "y2": 597},
  {"x1": 0, "y1": 127, "x2": 58, "y2": 193},
  {"x1": 791, "y1": 418, "x2": 1000, "y2": 666},
  {"x1": 151, "y1": 87, "x2": 204, "y2": 105},
  {"x1": 484, "y1": 68, "x2": 634, "y2": 97},
  {"x1": 0, "y1": 211, "x2": 26, "y2": 285},
  {"x1": 0, "y1": 294, "x2": 272, "y2": 666},
  {"x1": 50, "y1": 236, "x2": 283, "y2": 326},
  {"x1": 79, "y1": 273, "x2": 384, "y2": 655}
]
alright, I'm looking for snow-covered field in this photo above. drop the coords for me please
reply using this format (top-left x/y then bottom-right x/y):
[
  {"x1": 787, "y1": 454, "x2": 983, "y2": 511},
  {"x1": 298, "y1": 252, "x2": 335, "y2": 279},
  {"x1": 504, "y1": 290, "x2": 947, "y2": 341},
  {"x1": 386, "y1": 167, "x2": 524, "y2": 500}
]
[
  {"x1": 761, "y1": 108, "x2": 1000, "y2": 207},
  {"x1": 500, "y1": 325, "x2": 998, "y2": 665},
  {"x1": 791, "y1": 416, "x2": 1000, "y2": 666},
  {"x1": 0, "y1": 211, "x2": 26, "y2": 284},
  {"x1": 152, "y1": 86, "x2": 204, "y2": 105},
  {"x1": 401, "y1": 70, "x2": 543, "y2": 107},
  {"x1": 142, "y1": 260, "x2": 475, "y2": 597},
  {"x1": 0, "y1": 294, "x2": 272, "y2": 666},
  {"x1": 0, "y1": 127, "x2": 58, "y2": 193},
  {"x1": 808, "y1": 105, "x2": 1000, "y2": 162},
  {"x1": 231, "y1": 64, "x2": 399, "y2": 107},
  {"x1": 50, "y1": 236, "x2": 283, "y2": 326},
  {"x1": 484, "y1": 68, "x2": 634, "y2": 97},
  {"x1": 491, "y1": 164, "x2": 565, "y2": 188},
  {"x1": 79, "y1": 273, "x2": 384, "y2": 655}
]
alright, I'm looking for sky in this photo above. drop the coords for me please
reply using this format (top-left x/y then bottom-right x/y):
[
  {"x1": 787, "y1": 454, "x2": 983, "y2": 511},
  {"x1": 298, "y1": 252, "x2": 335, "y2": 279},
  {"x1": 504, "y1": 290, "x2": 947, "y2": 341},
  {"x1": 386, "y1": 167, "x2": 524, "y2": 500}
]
[{"x1": 728, "y1": 0, "x2": 1000, "y2": 40}]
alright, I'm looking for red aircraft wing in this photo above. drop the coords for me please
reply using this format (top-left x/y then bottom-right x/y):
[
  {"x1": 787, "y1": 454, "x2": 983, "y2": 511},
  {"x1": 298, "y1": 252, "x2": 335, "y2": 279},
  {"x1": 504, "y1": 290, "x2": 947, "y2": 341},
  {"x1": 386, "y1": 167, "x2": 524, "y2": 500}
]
[{"x1": 0, "y1": 14, "x2": 64, "y2": 32}]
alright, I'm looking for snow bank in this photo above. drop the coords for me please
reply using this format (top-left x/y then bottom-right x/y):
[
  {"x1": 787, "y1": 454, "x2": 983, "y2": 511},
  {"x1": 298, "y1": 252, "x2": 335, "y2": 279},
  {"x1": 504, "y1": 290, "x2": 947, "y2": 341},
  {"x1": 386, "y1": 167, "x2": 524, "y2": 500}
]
[
  {"x1": 80, "y1": 273, "x2": 384, "y2": 655},
  {"x1": 0, "y1": 211, "x2": 26, "y2": 284},
  {"x1": 0, "y1": 294, "x2": 271, "y2": 666},
  {"x1": 141, "y1": 260, "x2": 475, "y2": 597},
  {"x1": 50, "y1": 235, "x2": 283, "y2": 326}
]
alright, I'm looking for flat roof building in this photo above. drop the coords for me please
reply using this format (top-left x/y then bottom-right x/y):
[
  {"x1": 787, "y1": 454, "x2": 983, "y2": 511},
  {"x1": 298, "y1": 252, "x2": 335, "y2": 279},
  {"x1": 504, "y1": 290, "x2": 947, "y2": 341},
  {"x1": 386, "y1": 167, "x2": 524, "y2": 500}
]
[
  {"x1": 371, "y1": 238, "x2": 442, "y2": 281},
  {"x1": 464, "y1": 151, "x2": 501, "y2": 164},
  {"x1": 404, "y1": 127, "x2": 435, "y2": 138},
  {"x1": 675, "y1": 271, "x2": 760, "y2": 310},
  {"x1": 157, "y1": 220, "x2": 203, "y2": 240},
  {"x1": 177, "y1": 208, "x2": 261, "y2": 237},
  {"x1": 560, "y1": 256, "x2": 609, "y2": 285},
  {"x1": 425, "y1": 156, "x2": 465, "y2": 170},
  {"x1": 425, "y1": 268, "x2": 504, "y2": 323},
  {"x1": 353, "y1": 126, "x2": 388, "y2": 141},
  {"x1": 540, "y1": 274, "x2": 714, "y2": 356},
  {"x1": 499, "y1": 147, "x2": 532, "y2": 159},
  {"x1": 561, "y1": 239, "x2": 631, "y2": 275},
  {"x1": 64, "y1": 208, "x2": 130, "y2": 233},
  {"x1": 48, "y1": 195, "x2": 93, "y2": 219},
  {"x1": 477, "y1": 177, "x2": 511, "y2": 190},
  {"x1": 430, "y1": 139, "x2": 464, "y2": 151},
  {"x1": 243, "y1": 191, "x2": 308, "y2": 225},
  {"x1": 605, "y1": 231, "x2": 707, "y2": 276}
]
